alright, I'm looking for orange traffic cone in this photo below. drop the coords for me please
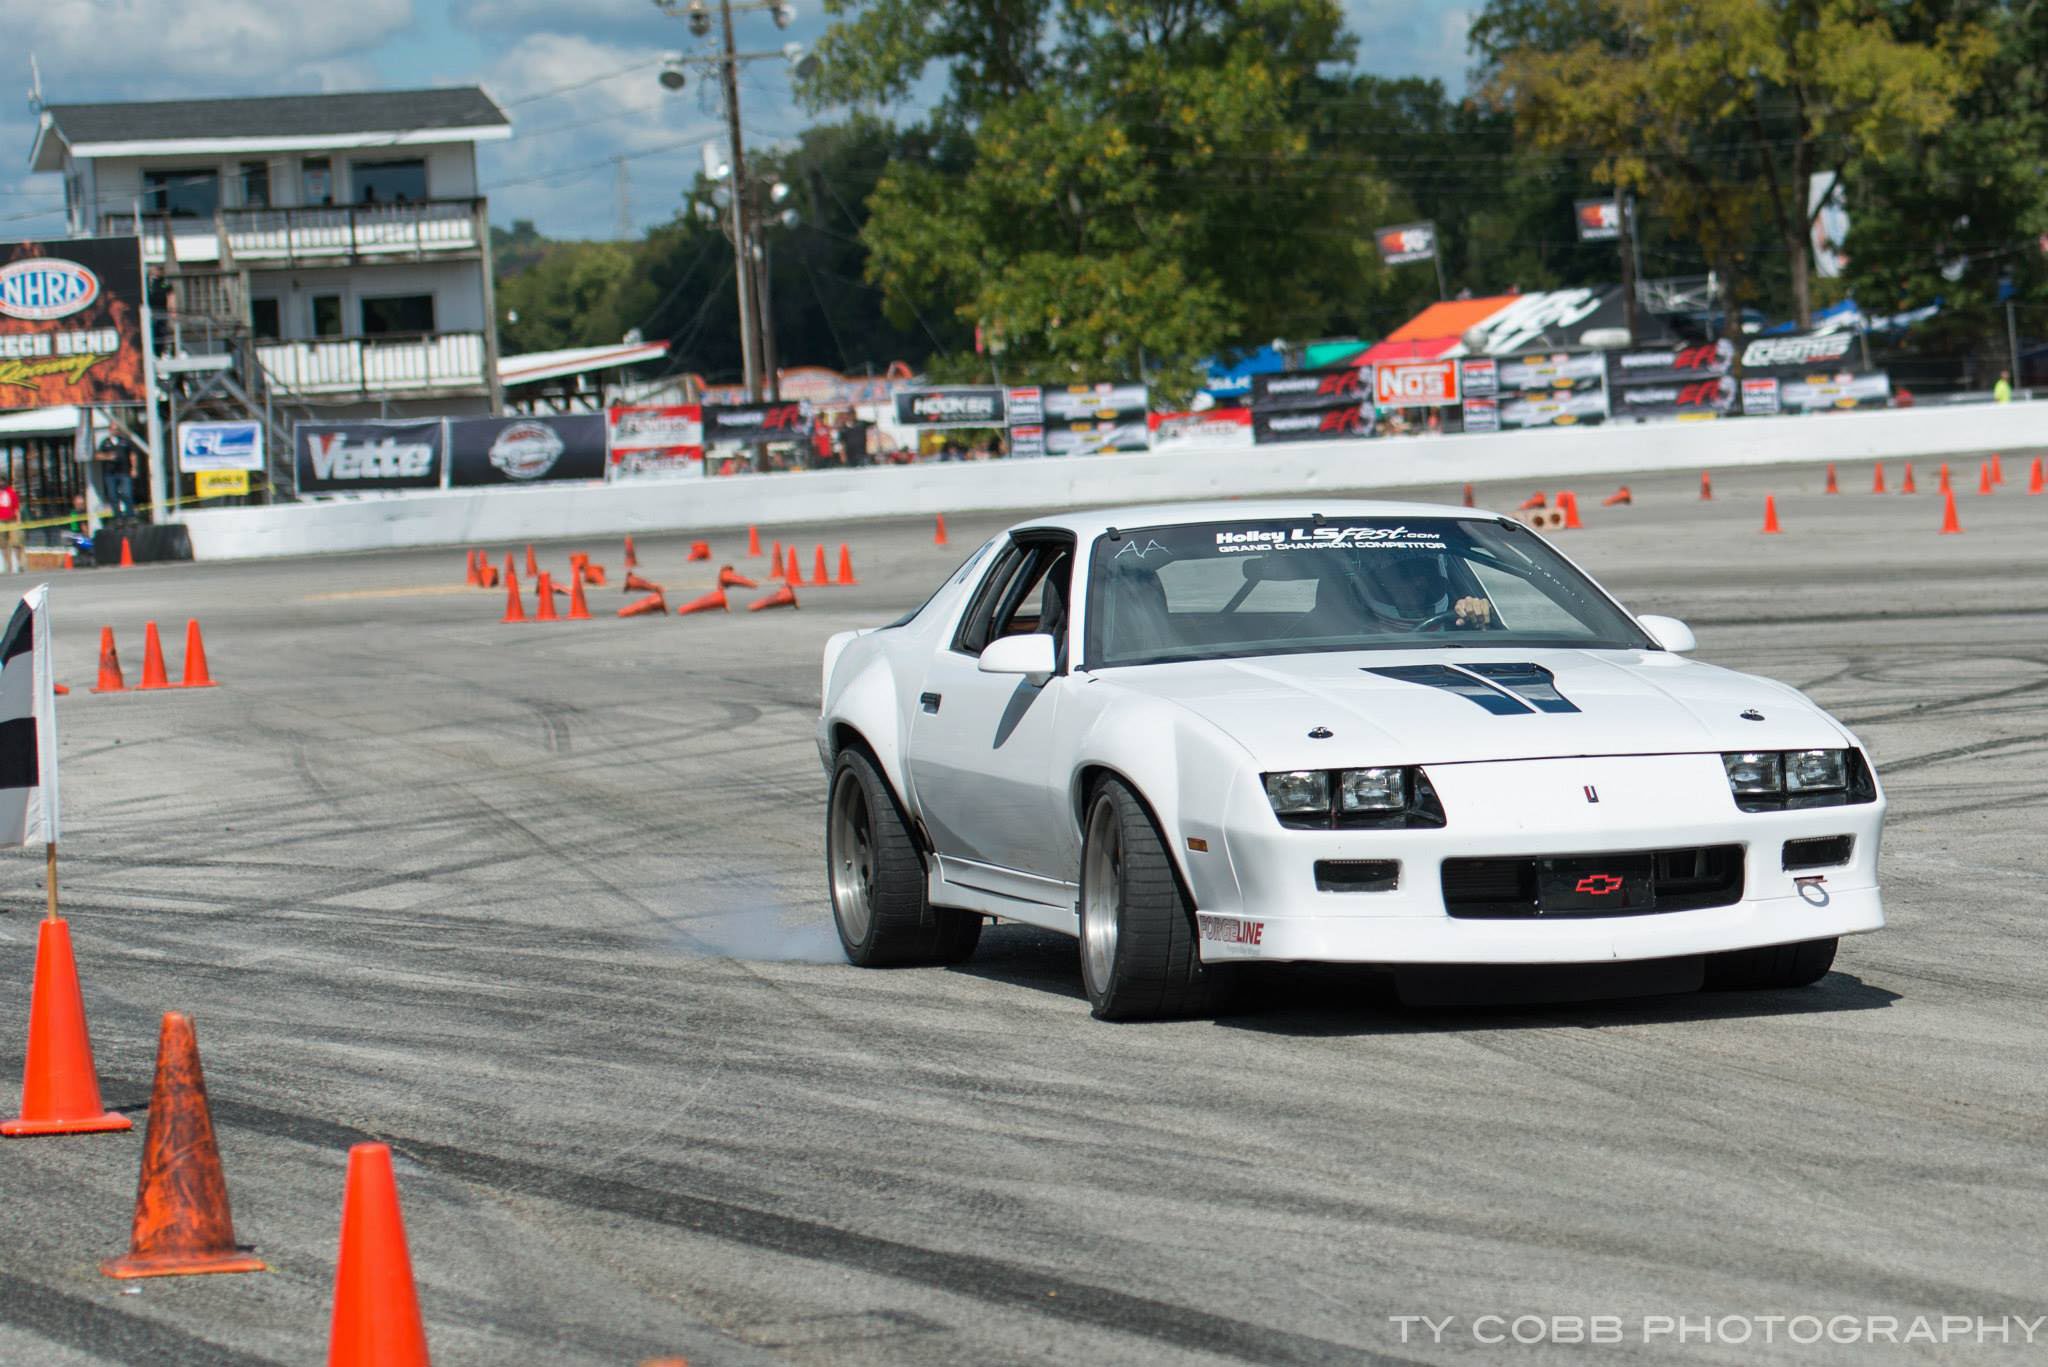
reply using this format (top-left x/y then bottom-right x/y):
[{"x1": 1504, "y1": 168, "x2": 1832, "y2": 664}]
[
  {"x1": 138, "y1": 622, "x2": 172, "y2": 690},
  {"x1": 119, "y1": 539, "x2": 135, "y2": 568},
  {"x1": 1557, "y1": 492, "x2": 1583, "y2": 529},
  {"x1": 1761, "y1": 495, "x2": 1782, "y2": 535},
  {"x1": 502, "y1": 553, "x2": 516, "y2": 586},
  {"x1": 2, "y1": 918, "x2": 131, "y2": 1136},
  {"x1": 1601, "y1": 486, "x2": 1632, "y2": 507},
  {"x1": 479, "y1": 561, "x2": 498, "y2": 589},
  {"x1": 101, "y1": 1012, "x2": 266, "y2": 1278},
  {"x1": 675, "y1": 587, "x2": 728, "y2": 616},
  {"x1": 62, "y1": 552, "x2": 73, "y2": 570},
  {"x1": 624, "y1": 571, "x2": 664, "y2": 595},
  {"x1": 327, "y1": 1142, "x2": 430, "y2": 1367},
  {"x1": 718, "y1": 565, "x2": 757, "y2": 589},
  {"x1": 524, "y1": 545, "x2": 538, "y2": 579},
  {"x1": 768, "y1": 541, "x2": 784, "y2": 579},
  {"x1": 1699, "y1": 471, "x2": 1713, "y2": 501},
  {"x1": 619, "y1": 592, "x2": 667, "y2": 618},
  {"x1": 934, "y1": 514, "x2": 949, "y2": 546},
  {"x1": 1871, "y1": 464, "x2": 1887, "y2": 494},
  {"x1": 1901, "y1": 463, "x2": 1917, "y2": 494},
  {"x1": 1826, "y1": 464, "x2": 1839, "y2": 494},
  {"x1": 90, "y1": 627, "x2": 125, "y2": 694},
  {"x1": 1939, "y1": 463, "x2": 1951, "y2": 493},
  {"x1": 1993, "y1": 452, "x2": 2005, "y2": 484},
  {"x1": 812, "y1": 544, "x2": 830, "y2": 584},
  {"x1": 749, "y1": 584, "x2": 798, "y2": 612},
  {"x1": 1518, "y1": 492, "x2": 1547, "y2": 510},
  {"x1": 534, "y1": 572, "x2": 559, "y2": 621},
  {"x1": 624, "y1": 535, "x2": 639, "y2": 569},
  {"x1": 1978, "y1": 461, "x2": 1995, "y2": 496},
  {"x1": 785, "y1": 545, "x2": 803, "y2": 584},
  {"x1": 54, "y1": 684, "x2": 69, "y2": 695},
  {"x1": 2030, "y1": 458, "x2": 2044, "y2": 495},
  {"x1": 835, "y1": 544, "x2": 858, "y2": 585},
  {"x1": 502, "y1": 570, "x2": 527, "y2": 624},
  {"x1": 464, "y1": 550, "x2": 480, "y2": 587},
  {"x1": 687, "y1": 541, "x2": 711, "y2": 562},
  {"x1": 1941, "y1": 490, "x2": 1962, "y2": 535},
  {"x1": 581, "y1": 562, "x2": 606, "y2": 586},
  {"x1": 180, "y1": 620, "x2": 217, "y2": 688},
  {"x1": 566, "y1": 571, "x2": 593, "y2": 621},
  {"x1": 1461, "y1": 483, "x2": 1475, "y2": 508},
  {"x1": 746, "y1": 525, "x2": 762, "y2": 557}
]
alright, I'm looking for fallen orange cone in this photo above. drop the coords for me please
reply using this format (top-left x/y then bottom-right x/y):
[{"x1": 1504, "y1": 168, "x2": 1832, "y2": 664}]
[
  {"x1": 675, "y1": 587, "x2": 728, "y2": 616},
  {"x1": 1, "y1": 919, "x2": 131, "y2": 1136},
  {"x1": 624, "y1": 571, "x2": 664, "y2": 595},
  {"x1": 619, "y1": 592, "x2": 667, "y2": 618},
  {"x1": 749, "y1": 584, "x2": 798, "y2": 612},
  {"x1": 90, "y1": 626, "x2": 124, "y2": 694},
  {"x1": 138, "y1": 621, "x2": 172, "y2": 690},
  {"x1": 1518, "y1": 492, "x2": 1547, "y2": 511},
  {"x1": 834, "y1": 544, "x2": 858, "y2": 585},
  {"x1": 102, "y1": 1012, "x2": 265, "y2": 1278},
  {"x1": 1761, "y1": 495, "x2": 1782, "y2": 535},
  {"x1": 718, "y1": 565, "x2": 757, "y2": 589},
  {"x1": 180, "y1": 620, "x2": 217, "y2": 688},
  {"x1": 327, "y1": 1143, "x2": 431, "y2": 1367},
  {"x1": 687, "y1": 541, "x2": 711, "y2": 562},
  {"x1": 581, "y1": 563, "x2": 606, "y2": 586},
  {"x1": 1601, "y1": 487, "x2": 1632, "y2": 507}
]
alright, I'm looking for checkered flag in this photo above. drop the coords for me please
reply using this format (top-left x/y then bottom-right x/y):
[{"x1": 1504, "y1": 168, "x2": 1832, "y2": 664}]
[{"x1": 0, "y1": 585, "x2": 59, "y2": 847}]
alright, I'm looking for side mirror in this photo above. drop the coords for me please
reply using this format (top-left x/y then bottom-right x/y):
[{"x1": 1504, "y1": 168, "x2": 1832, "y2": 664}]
[
  {"x1": 978, "y1": 633, "x2": 1056, "y2": 682},
  {"x1": 1637, "y1": 614, "x2": 1696, "y2": 654}
]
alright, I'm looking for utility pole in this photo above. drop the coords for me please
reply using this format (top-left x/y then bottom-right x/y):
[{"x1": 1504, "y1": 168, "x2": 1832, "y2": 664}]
[
  {"x1": 718, "y1": 1, "x2": 763, "y2": 402},
  {"x1": 612, "y1": 155, "x2": 631, "y2": 241}
]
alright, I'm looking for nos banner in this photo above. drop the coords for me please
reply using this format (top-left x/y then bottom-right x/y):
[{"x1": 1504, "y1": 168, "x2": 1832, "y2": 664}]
[
  {"x1": 295, "y1": 420, "x2": 444, "y2": 494},
  {"x1": 0, "y1": 237, "x2": 146, "y2": 410},
  {"x1": 449, "y1": 415, "x2": 607, "y2": 486},
  {"x1": 1374, "y1": 360, "x2": 1460, "y2": 408}
]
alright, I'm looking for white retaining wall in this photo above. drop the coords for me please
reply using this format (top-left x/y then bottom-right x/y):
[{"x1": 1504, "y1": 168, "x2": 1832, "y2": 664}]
[{"x1": 181, "y1": 401, "x2": 2048, "y2": 561}]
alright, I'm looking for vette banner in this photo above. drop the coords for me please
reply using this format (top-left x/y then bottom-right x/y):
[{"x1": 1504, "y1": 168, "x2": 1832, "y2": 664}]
[
  {"x1": 294, "y1": 420, "x2": 444, "y2": 494},
  {"x1": 0, "y1": 236, "x2": 147, "y2": 410},
  {"x1": 449, "y1": 415, "x2": 607, "y2": 486}
]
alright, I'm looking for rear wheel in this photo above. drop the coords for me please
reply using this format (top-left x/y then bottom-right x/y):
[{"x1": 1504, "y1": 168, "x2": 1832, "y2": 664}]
[
  {"x1": 828, "y1": 749, "x2": 980, "y2": 966},
  {"x1": 1703, "y1": 936, "x2": 1837, "y2": 990},
  {"x1": 1077, "y1": 777, "x2": 1234, "y2": 1020}
]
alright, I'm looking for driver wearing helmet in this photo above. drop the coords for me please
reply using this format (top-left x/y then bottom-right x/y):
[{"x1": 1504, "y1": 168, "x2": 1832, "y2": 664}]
[{"x1": 1364, "y1": 552, "x2": 1493, "y2": 630}]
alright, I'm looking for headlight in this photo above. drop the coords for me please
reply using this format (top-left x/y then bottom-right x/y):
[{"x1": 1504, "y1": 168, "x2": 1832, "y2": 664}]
[
  {"x1": 1722, "y1": 751, "x2": 1784, "y2": 795},
  {"x1": 1339, "y1": 767, "x2": 1406, "y2": 812},
  {"x1": 1263, "y1": 770, "x2": 1331, "y2": 817},
  {"x1": 1784, "y1": 749, "x2": 1846, "y2": 792}
]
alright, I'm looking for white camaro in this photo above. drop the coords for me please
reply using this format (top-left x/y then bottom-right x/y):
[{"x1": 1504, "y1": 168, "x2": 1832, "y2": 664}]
[{"x1": 818, "y1": 501, "x2": 1884, "y2": 1020}]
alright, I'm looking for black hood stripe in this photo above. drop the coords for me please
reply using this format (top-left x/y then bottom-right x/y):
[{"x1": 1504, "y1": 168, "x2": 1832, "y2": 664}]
[{"x1": 1365, "y1": 662, "x2": 1582, "y2": 716}]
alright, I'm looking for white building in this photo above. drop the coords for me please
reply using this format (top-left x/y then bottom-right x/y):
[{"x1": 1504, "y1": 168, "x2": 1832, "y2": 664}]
[{"x1": 29, "y1": 87, "x2": 512, "y2": 416}]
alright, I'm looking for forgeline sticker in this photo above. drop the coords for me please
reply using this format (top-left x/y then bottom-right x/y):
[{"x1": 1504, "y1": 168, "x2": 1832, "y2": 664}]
[
  {"x1": 1198, "y1": 914, "x2": 1265, "y2": 945},
  {"x1": 1214, "y1": 525, "x2": 1448, "y2": 553}
]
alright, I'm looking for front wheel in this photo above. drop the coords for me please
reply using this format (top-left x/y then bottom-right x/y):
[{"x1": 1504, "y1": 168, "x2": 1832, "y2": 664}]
[
  {"x1": 827, "y1": 749, "x2": 980, "y2": 966},
  {"x1": 1703, "y1": 936, "x2": 1837, "y2": 990},
  {"x1": 1077, "y1": 777, "x2": 1234, "y2": 1021}
]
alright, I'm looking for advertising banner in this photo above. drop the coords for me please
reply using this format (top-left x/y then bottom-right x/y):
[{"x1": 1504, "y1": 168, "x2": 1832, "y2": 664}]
[
  {"x1": 1373, "y1": 221, "x2": 1438, "y2": 266},
  {"x1": 1459, "y1": 358, "x2": 1498, "y2": 399},
  {"x1": 1253, "y1": 404, "x2": 1373, "y2": 444},
  {"x1": 1039, "y1": 383, "x2": 1149, "y2": 423},
  {"x1": 1608, "y1": 377, "x2": 1736, "y2": 421},
  {"x1": 177, "y1": 419, "x2": 264, "y2": 472},
  {"x1": 608, "y1": 404, "x2": 703, "y2": 476},
  {"x1": 1575, "y1": 198, "x2": 1622, "y2": 243},
  {"x1": 0, "y1": 236, "x2": 147, "y2": 410},
  {"x1": 449, "y1": 415, "x2": 607, "y2": 486},
  {"x1": 1249, "y1": 365, "x2": 1370, "y2": 412},
  {"x1": 1006, "y1": 385, "x2": 1044, "y2": 425},
  {"x1": 1374, "y1": 360, "x2": 1460, "y2": 407},
  {"x1": 1740, "y1": 377, "x2": 1781, "y2": 416},
  {"x1": 1496, "y1": 351, "x2": 1606, "y2": 393},
  {"x1": 1463, "y1": 396, "x2": 1500, "y2": 433},
  {"x1": 1741, "y1": 332, "x2": 1856, "y2": 372},
  {"x1": 1780, "y1": 372, "x2": 1890, "y2": 412},
  {"x1": 294, "y1": 420, "x2": 444, "y2": 494},
  {"x1": 1498, "y1": 392, "x2": 1608, "y2": 428},
  {"x1": 894, "y1": 386, "x2": 1005, "y2": 427},
  {"x1": 1606, "y1": 340, "x2": 1734, "y2": 387},
  {"x1": 194, "y1": 469, "x2": 250, "y2": 498},
  {"x1": 1008, "y1": 424, "x2": 1046, "y2": 459},
  {"x1": 1149, "y1": 408, "x2": 1253, "y2": 447},
  {"x1": 1036, "y1": 421, "x2": 1150, "y2": 456},
  {"x1": 703, "y1": 401, "x2": 810, "y2": 444}
]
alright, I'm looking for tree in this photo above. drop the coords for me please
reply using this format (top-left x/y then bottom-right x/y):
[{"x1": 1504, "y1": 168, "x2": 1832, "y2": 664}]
[{"x1": 1481, "y1": 0, "x2": 1990, "y2": 333}]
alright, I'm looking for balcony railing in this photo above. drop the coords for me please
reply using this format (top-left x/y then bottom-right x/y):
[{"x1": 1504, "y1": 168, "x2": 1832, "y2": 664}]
[
  {"x1": 105, "y1": 200, "x2": 485, "y2": 268},
  {"x1": 255, "y1": 332, "x2": 489, "y2": 398}
]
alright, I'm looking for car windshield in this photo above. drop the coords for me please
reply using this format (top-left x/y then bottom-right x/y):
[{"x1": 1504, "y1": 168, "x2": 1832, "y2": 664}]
[{"x1": 1083, "y1": 516, "x2": 1654, "y2": 668}]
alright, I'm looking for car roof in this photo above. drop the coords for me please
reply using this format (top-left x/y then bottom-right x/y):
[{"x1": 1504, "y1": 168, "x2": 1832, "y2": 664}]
[{"x1": 1005, "y1": 499, "x2": 1505, "y2": 541}]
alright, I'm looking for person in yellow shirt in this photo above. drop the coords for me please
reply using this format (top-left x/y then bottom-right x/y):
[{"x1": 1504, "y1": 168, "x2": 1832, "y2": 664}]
[{"x1": 1993, "y1": 370, "x2": 2013, "y2": 403}]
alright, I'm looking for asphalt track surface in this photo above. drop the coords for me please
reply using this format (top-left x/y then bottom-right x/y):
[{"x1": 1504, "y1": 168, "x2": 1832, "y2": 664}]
[{"x1": 2, "y1": 455, "x2": 2046, "y2": 1366}]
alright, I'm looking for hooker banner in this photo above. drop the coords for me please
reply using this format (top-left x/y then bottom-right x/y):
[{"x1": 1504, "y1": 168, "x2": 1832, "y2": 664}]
[
  {"x1": 294, "y1": 420, "x2": 444, "y2": 494},
  {"x1": 0, "y1": 237, "x2": 146, "y2": 410},
  {"x1": 449, "y1": 415, "x2": 608, "y2": 486},
  {"x1": 895, "y1": 386, "x2": 1005, "y2": 427}
]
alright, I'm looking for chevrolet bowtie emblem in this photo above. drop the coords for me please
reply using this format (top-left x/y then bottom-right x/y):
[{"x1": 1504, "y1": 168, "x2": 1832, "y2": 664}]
[{"x1": 1583, "y1": 785, "x2": 1599, "y2": 804}]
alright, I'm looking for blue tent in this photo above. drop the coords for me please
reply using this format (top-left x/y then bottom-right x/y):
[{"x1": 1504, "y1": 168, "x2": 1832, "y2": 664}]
[{"x1": 1200, "y1": 345, "x2": 1288, "y2": 400}]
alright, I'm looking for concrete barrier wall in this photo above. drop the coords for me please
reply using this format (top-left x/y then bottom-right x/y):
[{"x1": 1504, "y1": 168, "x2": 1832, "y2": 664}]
[{"x1": 180, "y1": 401, "x2": 2048, "y2": 560}]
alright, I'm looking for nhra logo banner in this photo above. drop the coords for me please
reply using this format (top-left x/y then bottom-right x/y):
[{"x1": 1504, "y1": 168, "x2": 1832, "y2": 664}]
[
  {"x1": 703, "y1": 401, "x2": 810, "y2": 444},
  {"x1": 894, "y1": 386, "x2": 1005, "y2": 427},
  {"x1": 294, "y1": 421, "x2": 444, "y2": 493},
  {"x1": 1574, "y1": 198, "x2": 1622, "y2": 242},
  {"x1": 1374, "y1": 221, "x2": 1438, "y2": 265},
  {"x1": 449, "y1": 414, "x2": 607, "y2": 486},
  {"x1": 1253, "y1": 404, "x2": 1374, "y2": 444},
  {"x1": 1250, "y1": 365, "x2": 1369, "y2": 412},
  {"x1": 1375, "y1": 360, "x2": 1460, "y2": 408},
  {"x1": 0, "y1": 237, "x2": 146, "y2": 411}
]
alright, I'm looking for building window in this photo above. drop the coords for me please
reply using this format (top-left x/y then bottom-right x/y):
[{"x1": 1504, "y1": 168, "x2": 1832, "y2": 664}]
[
  {"x1": 250, "y1": 298, "x2": 281, "y2": 340},
  {"x1": 302, "y1": 158, "x2": 333, "y2": 207},
  {"x1": 360, "y1": 294, "x2": 436, "y2": 336},
  {"x1": 240, "y1": 161, "x2": 271, "y2": 209},
  {"x1": 311, "y1": 295, "x2": 344, "y2": 338},
  {"x1": 352, "y1": 159, "x2": 427, "y2": 206},
  {"x1": 142, "y1": 168, "x2": 219, "y2": 219}
]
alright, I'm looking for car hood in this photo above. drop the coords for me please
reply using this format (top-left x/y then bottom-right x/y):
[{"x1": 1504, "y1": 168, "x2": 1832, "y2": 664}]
[{"x1": 1089, "y1": 648, "x2": 1847, "y2": 769}]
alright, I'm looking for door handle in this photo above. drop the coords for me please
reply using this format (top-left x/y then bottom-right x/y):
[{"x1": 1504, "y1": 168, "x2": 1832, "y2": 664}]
[{"x1": 919, "y1": 692, "x2": 942, "y2": 713}]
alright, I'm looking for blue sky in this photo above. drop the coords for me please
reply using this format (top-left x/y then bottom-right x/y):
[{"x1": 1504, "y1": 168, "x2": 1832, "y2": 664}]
[{"x1": 3, "y1": 1, "x2": 1474, "y2": 243}]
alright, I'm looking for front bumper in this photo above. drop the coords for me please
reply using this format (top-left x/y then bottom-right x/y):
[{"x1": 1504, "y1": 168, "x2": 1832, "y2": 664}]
[{"x1": 1185, "y1": 753, "x2": 1885, "y2": 966}]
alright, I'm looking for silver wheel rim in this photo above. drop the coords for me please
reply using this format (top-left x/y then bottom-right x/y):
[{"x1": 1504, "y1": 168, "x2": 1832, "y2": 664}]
[
  {"x1": 1081, "y1": 796, "x2": 1122, "y2": 994},
  {"x1": 829, "y1": 769, "x2": 876, "y2": 945}
]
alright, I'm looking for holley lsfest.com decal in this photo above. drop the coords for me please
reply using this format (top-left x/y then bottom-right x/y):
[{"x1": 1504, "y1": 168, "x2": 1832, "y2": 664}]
[{"x1": 1215, "y1": 525, "x2": 1450, "y2": 553}]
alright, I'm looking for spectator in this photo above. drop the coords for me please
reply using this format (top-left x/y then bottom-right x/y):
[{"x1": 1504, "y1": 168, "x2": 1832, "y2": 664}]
[
  {"x1": 1993, "y1": 370, "x2": 2013, "y2": 403},
  {"x1": 939, "y1": 438, "x2": 965, "y2": 463},
  {"x1": 97, "y1": 432, "x2": 140, "y2": 520},
  {"x1": 841, "y1": 416, "x2": 871, "y2": 468},
  {"x1": 0, "y1": 477, "x2": 23, "y2": 574}
]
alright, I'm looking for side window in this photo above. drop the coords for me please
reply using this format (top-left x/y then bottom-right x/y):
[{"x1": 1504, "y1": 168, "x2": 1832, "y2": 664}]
[
  {"x1": 953, "y1": 540, "x2": 1075, "y2": 658},
  {"x1": 954, "y1": 544, "x2": 1030, "y2": 656}
]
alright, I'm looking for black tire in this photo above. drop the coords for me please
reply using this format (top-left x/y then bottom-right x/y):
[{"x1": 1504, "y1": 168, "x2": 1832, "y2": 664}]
[
  {"x1": 1703, "y1": 936, "x2": 1837, "y2": 990},
  {"x1": 827, "y1": 749, "x2": 981, "y2": 966},
  {"x1": 1077, "y1": 777, "x2": 1235, "y2": 1021}
]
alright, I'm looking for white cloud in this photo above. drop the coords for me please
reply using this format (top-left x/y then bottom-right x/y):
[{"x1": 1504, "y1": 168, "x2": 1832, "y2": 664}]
[
  {"x1": 4, "y1": 0, "x2": 413, "y2": 91},
  {"x1": 1343, "y1": 0, "x2": 1474, "y2": 90}
]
